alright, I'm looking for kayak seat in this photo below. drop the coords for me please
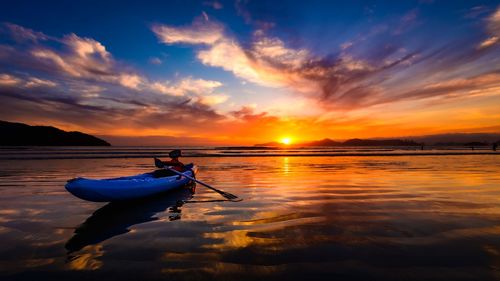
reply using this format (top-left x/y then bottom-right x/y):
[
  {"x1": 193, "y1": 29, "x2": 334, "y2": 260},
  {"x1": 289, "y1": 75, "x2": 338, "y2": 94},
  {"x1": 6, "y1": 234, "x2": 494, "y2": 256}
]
[{"x1": 151, "y1": 163, "x2": 194, "y2": 178}]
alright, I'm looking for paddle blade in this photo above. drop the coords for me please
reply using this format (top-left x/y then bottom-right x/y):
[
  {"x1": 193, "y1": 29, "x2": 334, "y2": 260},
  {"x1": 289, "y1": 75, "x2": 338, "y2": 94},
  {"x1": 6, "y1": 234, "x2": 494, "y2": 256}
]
[
  {"x1": 154, "y1": 157, "x2": 164, "y2": 168},
  {"x1": 220, "y1": 191, "x2": 239, "y2": 200}
]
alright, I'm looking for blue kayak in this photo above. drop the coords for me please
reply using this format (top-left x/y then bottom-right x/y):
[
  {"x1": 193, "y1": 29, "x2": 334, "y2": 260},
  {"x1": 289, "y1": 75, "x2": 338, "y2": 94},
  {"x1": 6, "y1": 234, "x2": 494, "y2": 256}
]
[{"x1": 65, "y1": 165, "x2": 196, "y2": 202}]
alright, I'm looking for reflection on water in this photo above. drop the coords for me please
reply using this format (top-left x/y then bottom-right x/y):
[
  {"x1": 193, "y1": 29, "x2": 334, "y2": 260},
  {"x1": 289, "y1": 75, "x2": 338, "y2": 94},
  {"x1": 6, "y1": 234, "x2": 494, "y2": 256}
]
[
  {"x1": 0, "y1": 155, "x2": 499, "y2": 280},
  {"x1": 67, "y1": 245, "x2": 103, "y2": 271},
  {"x1": 65, "y1": 186, "x2": 195, "y2": 253}
]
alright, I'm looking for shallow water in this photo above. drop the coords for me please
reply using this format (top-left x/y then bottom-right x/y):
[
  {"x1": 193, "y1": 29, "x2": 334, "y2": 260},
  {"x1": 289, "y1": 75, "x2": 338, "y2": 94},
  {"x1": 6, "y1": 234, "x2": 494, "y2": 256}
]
[{"x1": 1, "y1": 154, "x2": 500, "y2": 280}]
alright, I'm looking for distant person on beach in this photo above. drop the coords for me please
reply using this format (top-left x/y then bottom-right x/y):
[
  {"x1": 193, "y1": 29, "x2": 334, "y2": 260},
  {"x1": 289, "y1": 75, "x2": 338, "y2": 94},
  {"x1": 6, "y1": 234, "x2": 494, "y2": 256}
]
[
  {"x1": 152, "y1": 150, "x2": 186, "y2": 178},
  {"x1": 494, "y1": 143, "x2": 498, "y2": 151}
]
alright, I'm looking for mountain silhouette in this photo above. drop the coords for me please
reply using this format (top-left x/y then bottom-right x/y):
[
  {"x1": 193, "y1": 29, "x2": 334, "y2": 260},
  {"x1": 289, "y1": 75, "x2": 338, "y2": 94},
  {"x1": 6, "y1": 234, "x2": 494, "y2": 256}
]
[{"x1": 0, "y1": 120, "x2": 110, "y2": 146}]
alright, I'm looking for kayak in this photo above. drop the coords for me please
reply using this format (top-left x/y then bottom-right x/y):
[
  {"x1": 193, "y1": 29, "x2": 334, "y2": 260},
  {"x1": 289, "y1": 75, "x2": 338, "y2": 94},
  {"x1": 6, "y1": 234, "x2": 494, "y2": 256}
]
[{"x1": 65, "y1": 165, "x2": 196, "y2": 202}]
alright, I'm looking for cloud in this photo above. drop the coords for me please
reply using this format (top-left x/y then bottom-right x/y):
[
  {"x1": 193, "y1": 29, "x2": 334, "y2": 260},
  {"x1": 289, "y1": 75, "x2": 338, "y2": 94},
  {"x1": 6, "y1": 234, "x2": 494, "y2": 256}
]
[
  {"x1": 2, "y1": 23, "x2": 48, "y2": 42},
  {"x1": 150, "y1": 77, "x2": 222, "y2": 97},
  {"x1": 0, "y1": 81, "x2": 227, "y2": 138},
  {"x1": 119, "y1": 74, "x2": 143, "y2": 89},
  {"x1": 252, "y1": 36, "x2": 310, "y2": 69},
  {"x1": 31, "y1": 34, "x2": 116, "y2": 79},
  {"x1": 148, "y1": 57, "x2": 162, "y2": 65},
  {"x1": 478, "y1": 7, "x2": 500, "y2": 49},
  {"x1": 235, "y1": 0, "x2": 252, "y2": 24},
  {"x1": 0, "y1": 73, "x2": 56, "y2": 88},
  {"x1": 196, "y1": 93, "x2": 229, "y2": 105},
  {"x1": 202, "y1": 11, "x2": 210, "y2": 21},
  {"x1": 197, "y1": 39, "x2": 265, "y2": 85},
  {"x1": 0, "y1": 24, "x2": 146, "y2": 91},
  {"x1": 1, "y1": 22, "x2": 228, "y2": 102},
  {"x1": 152, "y1": 16, "x2": 224, "y2": 45},
  {"x1": 153, "y1": 13, "x2": 500, "y2": 111},
  {"x1": 0, "y1": 74, "x2": 21, "y2": 86},
  {"x1": 152, "y1": 18, "x2": 399, "y2": 108},
  {"x1": 25, "y1": 77, "x2": 57, "y2": 88},
  {"x1": 393, "y1": 9, "x2": 419, "y2": 35},
  {"x1": 478, "y1": 36, "x2": 499, "y2": 49},
  {"x1": 487, "y1": 6, "x2": 500, "y2": 32},
  {"x1": 0, "y1": 23, "x2": 231, "y2": 137},
  {"x1": 386, "y1": 71, "x2": 500, "y2": 103},
  {"x1": 203, "y1": 1, "x2": 223, "y2": 10},
  {"x1": 64, "y1": 33, "x2": 110, "y2": 61},
  {"x1": 465, "y1": 6, "x2": 491, "y2": 19}
]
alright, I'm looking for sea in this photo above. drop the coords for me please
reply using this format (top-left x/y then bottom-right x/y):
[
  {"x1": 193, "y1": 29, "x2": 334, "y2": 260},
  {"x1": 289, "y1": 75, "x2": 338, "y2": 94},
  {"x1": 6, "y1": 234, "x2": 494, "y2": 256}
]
[{"x1": 0, "y1": 146, "x2": 499, "y2": 280}]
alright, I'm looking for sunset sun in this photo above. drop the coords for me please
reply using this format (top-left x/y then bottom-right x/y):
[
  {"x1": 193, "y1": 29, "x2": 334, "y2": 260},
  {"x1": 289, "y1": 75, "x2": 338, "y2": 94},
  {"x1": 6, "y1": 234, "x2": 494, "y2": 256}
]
[{"x1": 281, "y1": 137, "x2": 292, "y2": 145}]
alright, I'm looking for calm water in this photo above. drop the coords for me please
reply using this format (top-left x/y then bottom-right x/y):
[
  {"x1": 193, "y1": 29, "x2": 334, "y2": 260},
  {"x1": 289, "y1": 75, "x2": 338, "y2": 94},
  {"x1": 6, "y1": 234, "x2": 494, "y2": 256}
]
[{"x1": 0, "y1": 148, "x2": 500, "y2": 280}]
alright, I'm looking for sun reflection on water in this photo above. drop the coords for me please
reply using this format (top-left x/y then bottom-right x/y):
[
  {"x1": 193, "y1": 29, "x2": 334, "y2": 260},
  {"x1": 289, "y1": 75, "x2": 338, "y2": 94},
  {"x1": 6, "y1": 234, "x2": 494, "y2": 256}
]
[{"x1": 67, "y1": 245, "x2": 103, "y2": 271}]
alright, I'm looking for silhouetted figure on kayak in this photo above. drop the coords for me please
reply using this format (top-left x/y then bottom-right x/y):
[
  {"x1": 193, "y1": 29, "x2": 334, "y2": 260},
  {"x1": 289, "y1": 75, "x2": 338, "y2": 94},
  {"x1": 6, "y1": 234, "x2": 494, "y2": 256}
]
[{"x1": 152, "y1": 150, "x2": 186, "y2": 178}]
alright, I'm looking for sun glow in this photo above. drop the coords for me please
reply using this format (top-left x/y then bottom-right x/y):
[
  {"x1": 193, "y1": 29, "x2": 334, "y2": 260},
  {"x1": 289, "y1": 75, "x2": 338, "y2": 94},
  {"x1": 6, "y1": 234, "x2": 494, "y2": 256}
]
[{"x1": 281, "y1": 137, "x2": 292, "y2": 145}]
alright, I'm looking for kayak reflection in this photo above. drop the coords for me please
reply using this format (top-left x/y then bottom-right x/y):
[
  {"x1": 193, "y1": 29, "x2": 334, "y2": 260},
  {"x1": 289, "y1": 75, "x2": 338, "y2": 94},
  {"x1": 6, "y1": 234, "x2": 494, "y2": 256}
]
[{"x1": 65, "y1": 184, "x2": 195, "y2": 253}]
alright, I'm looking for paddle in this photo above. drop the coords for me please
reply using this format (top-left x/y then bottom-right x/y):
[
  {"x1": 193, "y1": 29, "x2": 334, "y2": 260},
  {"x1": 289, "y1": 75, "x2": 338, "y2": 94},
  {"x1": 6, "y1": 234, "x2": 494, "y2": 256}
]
[{"x1": 154, "y1": 158, "x2": 240, "y2": 201}]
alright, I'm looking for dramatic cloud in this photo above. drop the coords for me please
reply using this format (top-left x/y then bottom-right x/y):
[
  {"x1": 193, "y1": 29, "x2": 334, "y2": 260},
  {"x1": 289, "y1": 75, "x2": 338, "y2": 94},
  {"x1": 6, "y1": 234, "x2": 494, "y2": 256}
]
[
  {"x1": 153, "y1": 11, "x2": 500, "y2": 111},
  {"x1": 28, "y1": 33, "x2": 130, "y2": 85},
  {"x1": 0, "y1": 23, "x2": 231, "y2": 137},
  {"x1": 1, "y1": 23, "x2": 227, "y2": 101},
  {"x1": 152, "y1": 18, "x2": 398, "y2": 108}
]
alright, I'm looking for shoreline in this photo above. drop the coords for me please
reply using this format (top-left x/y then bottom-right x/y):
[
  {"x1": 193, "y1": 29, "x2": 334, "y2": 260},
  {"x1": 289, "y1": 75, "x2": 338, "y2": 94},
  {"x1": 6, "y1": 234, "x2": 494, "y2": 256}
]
[{"x1": 0, "y1": 151, "x2": 498, "y2": 160}]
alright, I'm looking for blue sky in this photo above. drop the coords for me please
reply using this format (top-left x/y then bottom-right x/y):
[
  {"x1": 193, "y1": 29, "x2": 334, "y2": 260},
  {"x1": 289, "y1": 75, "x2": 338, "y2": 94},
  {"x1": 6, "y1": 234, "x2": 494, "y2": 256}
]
[{"x1": 0, "y1": 0, "x2": 499, "y2": 144}]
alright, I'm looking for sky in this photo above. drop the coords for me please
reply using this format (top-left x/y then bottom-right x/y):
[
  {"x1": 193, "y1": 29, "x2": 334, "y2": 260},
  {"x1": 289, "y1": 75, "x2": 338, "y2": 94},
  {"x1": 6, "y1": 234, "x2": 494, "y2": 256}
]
[{"x1": 0, "y1": 0, "x2": 499, "y2": 145}]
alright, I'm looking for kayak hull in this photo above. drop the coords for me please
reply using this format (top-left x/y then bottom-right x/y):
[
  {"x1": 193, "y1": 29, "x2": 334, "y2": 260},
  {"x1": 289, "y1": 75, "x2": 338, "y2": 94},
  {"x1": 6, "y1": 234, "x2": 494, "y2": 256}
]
[{"x1": 65, "y1": 167, "x2": 196, "y2": 202}]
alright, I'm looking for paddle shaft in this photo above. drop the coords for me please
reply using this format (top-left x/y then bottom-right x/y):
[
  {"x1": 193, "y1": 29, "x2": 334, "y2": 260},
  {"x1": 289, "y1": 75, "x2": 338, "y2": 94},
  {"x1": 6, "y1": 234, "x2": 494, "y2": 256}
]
[{"x1": 165, "y1": 167, "x2": 236, "y2": 198}]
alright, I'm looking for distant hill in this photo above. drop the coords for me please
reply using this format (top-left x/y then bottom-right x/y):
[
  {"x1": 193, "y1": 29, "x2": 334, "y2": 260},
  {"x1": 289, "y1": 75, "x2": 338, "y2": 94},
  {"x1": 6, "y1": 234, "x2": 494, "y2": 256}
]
[
  {"x1": 255, "y1": 133, "x2": 500, "y2": 147},
  {"x1": 255, "y1": 138, "x2": 421, "y2": 147},
  {"x1": 341, "y1": 138, "x2": 421, "y2": 146},
  {"x1": 254, "y1": 141, "x2": 282, "y2": 147},
  {"x1": 302, "y1": 138, "x2": 341, "y2": 146},
  {"x1": 0, "y1": 120, "x2": 110, "y2": 146}
]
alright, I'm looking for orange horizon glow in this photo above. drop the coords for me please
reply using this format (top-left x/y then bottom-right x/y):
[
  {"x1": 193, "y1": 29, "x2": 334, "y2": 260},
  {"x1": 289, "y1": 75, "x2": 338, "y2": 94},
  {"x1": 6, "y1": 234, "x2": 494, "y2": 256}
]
[{"x1": 9, "y1": 95, "x2": 499, "y2": 146}]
